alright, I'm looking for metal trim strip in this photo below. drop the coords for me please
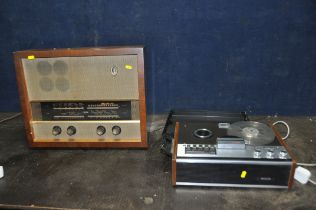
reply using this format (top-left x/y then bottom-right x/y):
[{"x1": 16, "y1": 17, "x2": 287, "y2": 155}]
[
  {"x1": 176, "y1": 182, "x2": 288, "y2": 188},
  {"x1": 176, "y1": 159, "x2": 292, "y2": 165}
]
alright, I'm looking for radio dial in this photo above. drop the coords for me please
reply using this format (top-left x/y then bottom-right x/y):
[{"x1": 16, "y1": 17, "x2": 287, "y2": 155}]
[
  {"x1": 52, "y1": 126, "x2": 62, "y2": 136},
  {"x1": 112, "y1": 126, "x2": 121, "y2": 136},
  {"x1": 67, "y1": 126, "x2": 76, "y2": 136},
  {"x1": 96, "y1": 126, "x2": 106, "y2": 136}
]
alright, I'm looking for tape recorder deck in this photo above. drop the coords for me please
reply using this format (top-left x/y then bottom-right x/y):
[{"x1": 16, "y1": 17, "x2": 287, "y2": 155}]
[{"x1": 162, "y1": 110, "x2": 296, "y2": 189}]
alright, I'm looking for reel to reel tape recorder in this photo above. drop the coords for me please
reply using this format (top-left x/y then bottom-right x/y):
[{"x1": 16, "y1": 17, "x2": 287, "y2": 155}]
[{"x1": 163, "y1": 110, "x2": 296, "y2": 189}]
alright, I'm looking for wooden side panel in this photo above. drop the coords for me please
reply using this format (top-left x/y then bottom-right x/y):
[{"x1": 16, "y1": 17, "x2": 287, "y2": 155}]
[
  {"x1": 172, "y1": 122, "x2": 180, "y2": 186},
  {"x1": 272, "y1": 126, "x2": 297, "y2": 190},
  {"x1": 14, "y1": 53, "x2": 34, "y2": 145},
  {"x1": 14, "y1": 46, "x2": 148, "y2": 148},
  {"x1": 136, "y1": 48, "x2": 148, "y2": 148}
]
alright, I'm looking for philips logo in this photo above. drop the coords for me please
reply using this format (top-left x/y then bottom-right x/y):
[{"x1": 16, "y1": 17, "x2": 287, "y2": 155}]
[{"x1": 260, "y1": 177, "x2": 272, "y2": 181}]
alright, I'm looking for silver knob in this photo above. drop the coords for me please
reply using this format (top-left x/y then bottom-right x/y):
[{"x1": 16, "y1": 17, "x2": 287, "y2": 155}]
[
  {"x1": 279, "y1": 150, "x2": 288, "y2": 159},
  {"x1": 52, "y1": 126, "x2": 62, "y2": 136},
  {"x1": 253, "y1": 149, "x2": 261, "y2": 158},
  {"x1": 96, "y1": 126, "x2": 106, "y2": 136},
  {"x1": 67, "y1": 126, "x2": 76, "y2": 136},
  {"x1": 112, "y1": 126, "x2": 121, "y2": 136},
  {"x1": 266, "y1": 149, "x2": 274, "y2": 159}
]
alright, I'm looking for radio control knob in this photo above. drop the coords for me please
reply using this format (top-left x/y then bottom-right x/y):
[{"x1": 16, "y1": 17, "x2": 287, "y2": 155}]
[
  {"x1": 96, "y1": 126, "x2": 106, "y2": 136},
  {"x1": 112, "y1": 126, "x2": 121, "y2": 136},
  {"x1": 52, "y1": 126, "x2": 62, "y2": 136},
  {"x1": 67, "y1": 126, "x2": 76, "y2": 136}
]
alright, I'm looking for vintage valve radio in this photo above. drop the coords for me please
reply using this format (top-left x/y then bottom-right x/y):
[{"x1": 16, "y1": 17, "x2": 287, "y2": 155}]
[{"x1": 14, "y1": 46, "x2": 147, "y2": 148}]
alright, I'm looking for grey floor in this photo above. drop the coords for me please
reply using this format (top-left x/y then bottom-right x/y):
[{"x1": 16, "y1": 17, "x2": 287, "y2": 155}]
[{"x1": 0, "y1": 113, "x2": 315, "y2": 210}]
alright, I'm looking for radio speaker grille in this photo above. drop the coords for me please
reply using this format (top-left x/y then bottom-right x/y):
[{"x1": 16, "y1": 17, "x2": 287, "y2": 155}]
[{"x1": 22, "y1": 55, "x2": 139, "y2": 101}]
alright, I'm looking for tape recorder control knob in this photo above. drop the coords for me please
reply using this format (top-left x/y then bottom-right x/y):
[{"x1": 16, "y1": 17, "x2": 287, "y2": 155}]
[
  {"x1": 279, "y1": 150, "x2": 288, "y2": 159},
  {"x1": 52, "y1": 126, "x2": 62, "y2": 136},
  {"x1": 96, "y1": 126, "x2": 106, "y2": 136},
  {"x1": 67, "y1": 126, "x2": 76, "y2": 136},
  {"x1": 112, "y1": 126, "x2": 121, "y2": 136},
  {"x1": 266, "y1": 149, "x2": 274, "y2": 159},
  {"x1": 253, "y1": 149, "x2": 261, "y2": 158}
]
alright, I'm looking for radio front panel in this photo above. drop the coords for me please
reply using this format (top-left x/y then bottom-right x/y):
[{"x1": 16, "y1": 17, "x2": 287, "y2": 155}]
[{"x1": 31, "y1": 120, "x2": 141, "y2": 142}]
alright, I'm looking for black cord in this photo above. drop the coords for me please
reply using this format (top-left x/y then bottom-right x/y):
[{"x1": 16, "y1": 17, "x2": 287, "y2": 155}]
[{"x1": 0, "y1": 113, "x2": 22, "y2": 124}]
